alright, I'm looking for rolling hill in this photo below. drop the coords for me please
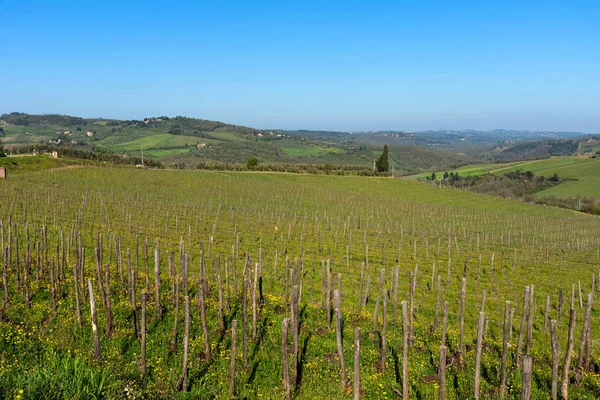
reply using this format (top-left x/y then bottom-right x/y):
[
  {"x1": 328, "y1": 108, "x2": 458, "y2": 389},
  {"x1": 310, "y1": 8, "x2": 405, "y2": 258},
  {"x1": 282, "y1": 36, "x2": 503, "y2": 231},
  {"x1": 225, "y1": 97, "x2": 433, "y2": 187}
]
[
  {"x1": 2, "y1": 112, "x2": 596, "y2": 176},
  {"x1": 0, "y1": 113, "x2": 472, "y2": 174}
]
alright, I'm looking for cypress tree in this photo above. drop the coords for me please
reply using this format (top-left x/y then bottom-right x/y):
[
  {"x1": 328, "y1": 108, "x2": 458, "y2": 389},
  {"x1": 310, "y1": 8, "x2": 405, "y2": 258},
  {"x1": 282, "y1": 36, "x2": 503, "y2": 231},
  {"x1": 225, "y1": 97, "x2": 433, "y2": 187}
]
[{"x1": 375, "y1": 145, "x2": 389, "y2": 172}]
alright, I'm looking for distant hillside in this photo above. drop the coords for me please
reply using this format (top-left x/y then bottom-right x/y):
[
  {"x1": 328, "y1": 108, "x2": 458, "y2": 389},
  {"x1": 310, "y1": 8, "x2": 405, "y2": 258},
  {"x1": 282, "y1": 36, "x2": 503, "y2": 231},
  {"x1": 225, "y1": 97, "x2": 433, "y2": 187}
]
[
  {"x1": 354, "y1": 129, "x2": 583, "y2": 153},
  {"x1": 1, "y1": 112, "x2": 88, "y2": 127},
  {"x1": 389, "y1": 146, "x2": 469, "y2": 174},
  {"x1": 0, "y1": 112, "x2": 473, "y2": 173},
  {"x1": 492, "y1": 139, "x2": 580, "y2": 162}
]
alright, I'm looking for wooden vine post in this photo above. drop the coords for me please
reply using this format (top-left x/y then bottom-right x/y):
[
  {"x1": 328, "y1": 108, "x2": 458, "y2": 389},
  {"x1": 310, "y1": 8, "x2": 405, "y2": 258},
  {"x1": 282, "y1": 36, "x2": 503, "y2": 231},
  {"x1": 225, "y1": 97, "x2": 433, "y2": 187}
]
[
  {"x1": 561, "y1": 309, "x2": 576, "y2": 399},
  {"x1": 282, "y1": 318, "x2": 291, "y2": 400},
  {"x1": 88, "y1": 278, "x2": 100, "y2": 361},
  {"x1": 551, "y1": 319, "x2": 560, "y2": 400},
  {"x1": 474, "y1": 311, "x2": 484, "y2": 399},
  {"x1": 334, "y1": 289, "x2": 346, "y2": 390},
  {"x1": 141, "y1": 292, "x2": 147, "y2": 377},
  {"x1": 230, "y1": 320, "x2": 237, "y2": 398},
  {"x1": 353, "y1": 327, "x2": 360, "y2": 400},
  {"x1": 401, "y1": 300, "x2": 409, "y2": 399}
]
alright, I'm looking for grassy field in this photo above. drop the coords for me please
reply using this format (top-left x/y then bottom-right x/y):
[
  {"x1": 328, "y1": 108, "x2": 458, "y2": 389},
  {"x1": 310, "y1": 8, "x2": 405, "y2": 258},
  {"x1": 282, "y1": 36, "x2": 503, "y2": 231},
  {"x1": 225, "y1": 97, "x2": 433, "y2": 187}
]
[
  {"x1": 100, "y1": 134, "x2": 206, "y2": 151},
  {"x1": 493, "y1": 157, "x2": 600, "y2": 198},
  {"x1": 405, "y1": 162, "x2": 523, "y2": 180},
  {"x1": 0, "y1": 154, "x2": 88, "y2": 174},
  {"x1": 408, "y1": 156, "x2": 600, "y2": 199},
  {"x1": 0, "y1": 165, "x2": 599, "y2": 399},
  {"x1": 282, "y1": 145, "x2": 343, "y2": 158}
]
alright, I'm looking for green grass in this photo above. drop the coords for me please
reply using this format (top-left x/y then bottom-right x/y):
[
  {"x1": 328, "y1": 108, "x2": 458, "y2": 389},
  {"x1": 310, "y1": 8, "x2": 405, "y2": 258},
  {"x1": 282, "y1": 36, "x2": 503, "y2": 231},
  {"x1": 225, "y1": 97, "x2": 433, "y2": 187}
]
[
  {"x1": 538, "y1": 179, "x2": 600, "y2": 197},
  {"x1": 581, "y1": 144, "x2": 600, "y2": 154},
  {"x1": 204, "y1": 131, "x2": 240, "y2": 141},
  {"x1": 495, "y1": 156, "x2": 598, "y2": 177},
  {"x1": 102, "y1": 134, "x2": 213, "y2": 152},
  {"x1": 408, "y1": 156, "x2": 600, "y2": 199},
  {"x1": 496, "y1": 157, "x2": 600, "y2": 198},
  {"x1": 1, "y1": 125, "x2": 57, "y2": 146},
  {"x1": 282, "y1": 145, "x2": 343, "y2": 157},
  {"x1": 142, "y1": 148, "x2": 192, "y2": 158},
  {"x1": 1, "y1": 164, "x2": 600, "y2": 398},
  {"x1": 405, "y1": 161, "x2": 523, "y2": 180},
  {"x1": 0, "y1": 155, "x2": 83, "y2": 174}
]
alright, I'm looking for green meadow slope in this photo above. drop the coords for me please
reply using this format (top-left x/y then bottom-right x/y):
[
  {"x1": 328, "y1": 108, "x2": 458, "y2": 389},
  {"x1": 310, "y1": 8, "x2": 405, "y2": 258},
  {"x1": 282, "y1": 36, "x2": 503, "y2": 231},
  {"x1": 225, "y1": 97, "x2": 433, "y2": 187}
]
[
  {"x1": 407, "y1": 156, "x2": 600, "y2": 199},
  {"x1": 498, "y1": 157, "x2": 600, "y2": 198}
]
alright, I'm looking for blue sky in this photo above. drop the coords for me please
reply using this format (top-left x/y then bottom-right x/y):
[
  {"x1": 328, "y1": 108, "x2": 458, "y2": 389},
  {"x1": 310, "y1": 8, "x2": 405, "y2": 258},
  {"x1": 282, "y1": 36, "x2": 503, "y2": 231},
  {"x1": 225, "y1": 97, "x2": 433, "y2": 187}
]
[{"x1": 1, "y1": 0, "x2": 598, "y2": 132}]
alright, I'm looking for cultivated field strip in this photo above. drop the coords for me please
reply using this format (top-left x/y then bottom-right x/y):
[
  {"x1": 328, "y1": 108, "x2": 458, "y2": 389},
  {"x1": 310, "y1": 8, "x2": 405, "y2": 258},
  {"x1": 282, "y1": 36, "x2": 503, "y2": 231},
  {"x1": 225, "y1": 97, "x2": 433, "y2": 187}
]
[{"x1": 0, "y1": 167, "x2": 599, "y2": 398}]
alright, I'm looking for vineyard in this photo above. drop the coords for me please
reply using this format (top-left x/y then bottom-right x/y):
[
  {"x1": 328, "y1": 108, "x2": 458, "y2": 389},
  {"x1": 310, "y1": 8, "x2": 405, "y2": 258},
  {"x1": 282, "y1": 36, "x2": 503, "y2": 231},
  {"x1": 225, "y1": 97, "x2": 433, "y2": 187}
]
[{"x1": 0, "y1": 167, "x2": 599, "y2": 399}]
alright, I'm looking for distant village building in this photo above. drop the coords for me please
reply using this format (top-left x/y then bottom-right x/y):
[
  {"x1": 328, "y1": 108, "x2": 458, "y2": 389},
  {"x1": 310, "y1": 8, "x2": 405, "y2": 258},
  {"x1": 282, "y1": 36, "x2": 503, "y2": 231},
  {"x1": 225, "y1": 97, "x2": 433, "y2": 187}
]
[
  {"x1": 197, "y1": 143, "x2": 207, "y2": 149},
  {"x1": 86, "y1": 131, "x2": 95, "y2": 137},
  {"x1": 143, "y1": 117, "x2": 165, "y2": 124},
  {"x1": 0, "y1": 167, "x2": 6, "y2": 179},
  {"x1": 50, "y1": 151, "x2": 59, "y2": 159}
]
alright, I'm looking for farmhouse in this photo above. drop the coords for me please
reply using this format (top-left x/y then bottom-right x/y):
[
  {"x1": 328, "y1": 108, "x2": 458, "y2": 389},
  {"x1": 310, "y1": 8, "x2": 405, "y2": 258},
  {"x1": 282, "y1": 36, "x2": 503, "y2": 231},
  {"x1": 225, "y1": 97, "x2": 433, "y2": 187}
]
[
  {"x1": 0, "y1": 167, "x2": 5, "y2": 179},
  {"x1": 197, "y1": 143, "x2": 207, "y2": 149},
  {"x1": 87, "y1": 131, "x2": 95, "y2": 137}
]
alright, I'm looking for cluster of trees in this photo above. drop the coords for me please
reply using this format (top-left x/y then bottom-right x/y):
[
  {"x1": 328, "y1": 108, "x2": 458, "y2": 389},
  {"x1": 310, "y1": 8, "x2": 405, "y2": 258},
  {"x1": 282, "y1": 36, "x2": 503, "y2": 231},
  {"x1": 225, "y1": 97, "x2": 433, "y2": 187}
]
[
  {"x1": 426, "y1": 171, "x2": 462, "y2": 183},
  {"x1": 425, "y1": 170, "x2": 564, "y2": 200},
  {"x1": 504, "y1": 169, "x2": 560, "y2": 183}
]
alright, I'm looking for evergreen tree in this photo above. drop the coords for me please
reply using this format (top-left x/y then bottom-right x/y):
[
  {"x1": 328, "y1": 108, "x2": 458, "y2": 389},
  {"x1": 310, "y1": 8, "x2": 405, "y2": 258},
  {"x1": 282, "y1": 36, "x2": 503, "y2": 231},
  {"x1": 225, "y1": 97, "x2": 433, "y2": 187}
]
[
  {"x1": 375, "y1": 145, "x2": 389, "y2": 172},
  {"x1": 0, "y1": 141, "x2": 6, "y2": 157}
]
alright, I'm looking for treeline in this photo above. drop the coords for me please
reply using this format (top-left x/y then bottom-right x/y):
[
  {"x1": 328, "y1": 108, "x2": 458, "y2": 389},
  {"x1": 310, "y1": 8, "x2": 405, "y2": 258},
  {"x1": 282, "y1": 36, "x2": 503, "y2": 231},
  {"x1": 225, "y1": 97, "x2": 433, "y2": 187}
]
[
  {"x1": 11, "y1": 144, "x2": 163, "y2": 168},
  {"x1": 424, "y1": 169, "x2": 563, "y2": 199},
  {"x1": 0, "y1": 112, "x2": 88, "y2": 127},
  {"x1": 194, "y1": 160, "x2": 389, "y2": 176}
]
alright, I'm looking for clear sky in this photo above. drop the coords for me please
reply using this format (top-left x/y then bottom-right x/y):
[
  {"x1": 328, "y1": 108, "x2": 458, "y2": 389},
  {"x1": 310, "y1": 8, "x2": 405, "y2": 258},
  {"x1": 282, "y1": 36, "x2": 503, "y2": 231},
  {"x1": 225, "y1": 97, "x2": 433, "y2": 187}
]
[{"x1": 1, "y1": 0, "x2": 599, "y2": 132}]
